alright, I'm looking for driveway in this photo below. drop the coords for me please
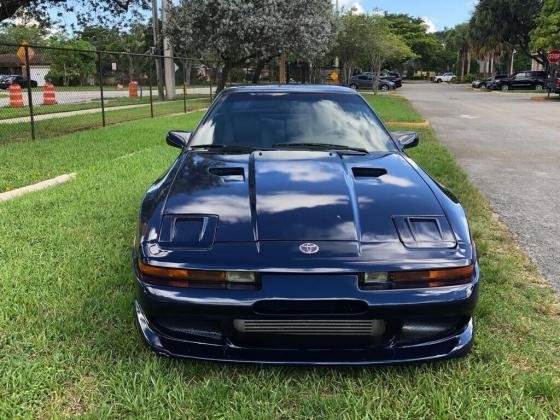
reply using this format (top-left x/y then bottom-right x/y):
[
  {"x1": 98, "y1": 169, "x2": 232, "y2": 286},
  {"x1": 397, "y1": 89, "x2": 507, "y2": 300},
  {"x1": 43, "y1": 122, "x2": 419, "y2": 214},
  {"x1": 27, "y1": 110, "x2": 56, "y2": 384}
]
[{"x1": 400, "y1": 82, "x2": 560, "y2": 292}]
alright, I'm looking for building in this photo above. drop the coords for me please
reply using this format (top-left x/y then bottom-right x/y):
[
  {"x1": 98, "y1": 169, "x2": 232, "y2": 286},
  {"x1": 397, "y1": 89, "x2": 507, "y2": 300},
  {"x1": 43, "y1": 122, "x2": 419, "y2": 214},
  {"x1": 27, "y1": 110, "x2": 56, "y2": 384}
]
[{"x1": 0, "y1": 53, "x2": 52, "y2": 86}]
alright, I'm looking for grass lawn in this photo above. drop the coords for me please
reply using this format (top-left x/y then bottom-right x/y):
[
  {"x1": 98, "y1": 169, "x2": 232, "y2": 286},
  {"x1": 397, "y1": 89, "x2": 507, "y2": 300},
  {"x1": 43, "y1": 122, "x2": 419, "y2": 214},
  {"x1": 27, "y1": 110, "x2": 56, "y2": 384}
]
[
  {"x1": 0, "y1": 95, "x2": 559, "y2": 417},
  {"x1": 0, "y1": 98, "x2": 210, "y2": 146},
  {"x1": 362, "y1": 93, "x2": 425, "y2": 122}
]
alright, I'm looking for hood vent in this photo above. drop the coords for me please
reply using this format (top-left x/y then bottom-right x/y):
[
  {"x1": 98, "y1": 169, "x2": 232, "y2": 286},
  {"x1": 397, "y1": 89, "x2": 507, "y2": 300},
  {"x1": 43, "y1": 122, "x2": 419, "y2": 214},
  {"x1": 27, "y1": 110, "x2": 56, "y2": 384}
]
[
  {"x1": 352, "y1": 167, "x2": 387, "y2": 178},
  {"x1": 208, "y1": 167, "x2": 245, "y2": 182}
]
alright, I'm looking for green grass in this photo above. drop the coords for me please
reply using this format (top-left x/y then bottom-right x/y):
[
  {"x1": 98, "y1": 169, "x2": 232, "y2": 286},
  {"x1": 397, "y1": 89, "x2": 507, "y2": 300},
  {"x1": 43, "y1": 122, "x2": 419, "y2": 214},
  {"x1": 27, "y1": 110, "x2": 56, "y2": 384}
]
[
  {"x1": 0, "y1": 95, "x2": 210, "y2": 120},
  {"x1": 363, "y1": 93, "x2": 424, "y2": 122},
  {"x1": 0, "y1": 96, "x2": 559, "y2": 417},
  {"x1": 0, "y1": 98, "x2": 210, "y2": 146},
  {"x1": 0, "y1": 111, "x2": 206, "y2": 191}
]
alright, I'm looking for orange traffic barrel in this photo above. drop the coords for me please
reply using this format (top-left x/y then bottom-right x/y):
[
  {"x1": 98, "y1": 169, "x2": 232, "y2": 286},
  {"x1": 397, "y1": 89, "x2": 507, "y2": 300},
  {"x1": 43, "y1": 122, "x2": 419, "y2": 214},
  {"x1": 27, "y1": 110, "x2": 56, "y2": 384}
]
[
  {"x1": 42, "y1": 83, "x2": 57, "y2": 105},
  {"x1": 8, "y1": 84, "x2": 24, "y2": 107},
  {"x1": 128, "y1": 81, "x2": 138, "y2": 97}
]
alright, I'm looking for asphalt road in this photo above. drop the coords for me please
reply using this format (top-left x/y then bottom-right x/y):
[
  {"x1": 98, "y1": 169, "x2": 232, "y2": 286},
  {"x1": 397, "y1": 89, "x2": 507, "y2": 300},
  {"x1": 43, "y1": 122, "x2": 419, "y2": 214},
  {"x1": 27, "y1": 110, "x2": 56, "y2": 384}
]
[{"x1": 400, "y1": 82, "x2": 560, "y2": 292}]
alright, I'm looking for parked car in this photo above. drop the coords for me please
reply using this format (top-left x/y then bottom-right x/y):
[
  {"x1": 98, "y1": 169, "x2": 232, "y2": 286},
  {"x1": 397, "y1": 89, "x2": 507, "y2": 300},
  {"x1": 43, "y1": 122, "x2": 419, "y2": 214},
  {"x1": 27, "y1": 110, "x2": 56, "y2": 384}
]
[
  {"x1": 380, "y1": 71, "x2": 402, "y2": 88},
  {"x1": 349, "y1": 73, "x2": 396, "y2": 91},
  {"x1": 133, "y1": 84, "x2": 479, "y2": 365},
  {"x1": 486, "y1": 71, "x2": 546, "y2": 91},
  {"x1": 433, "y1": 72, "x2": 456, "y2": 83},
  {"x1": 0, "y1": 75, "x2": 38, "y2": 89},
  {"x1": 547, "y1": 77, "x2": 560, "y2": 95},
  {"x1": 472, "y1": 74, "x2": 508, "y2": 89}
]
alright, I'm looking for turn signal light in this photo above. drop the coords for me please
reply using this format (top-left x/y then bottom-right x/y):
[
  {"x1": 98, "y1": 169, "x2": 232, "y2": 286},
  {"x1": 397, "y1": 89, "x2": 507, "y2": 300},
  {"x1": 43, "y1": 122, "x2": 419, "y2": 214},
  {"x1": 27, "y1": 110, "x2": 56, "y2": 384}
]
[
  {"x1": 390, "y1": 265, "x2": 474, "y2": 288},
  {"x1": 363, "y1": 265, "x2": 474, "y2": 289},
  {"x1": 137, "y1": 260, "x2": 257, "y2": 289}
]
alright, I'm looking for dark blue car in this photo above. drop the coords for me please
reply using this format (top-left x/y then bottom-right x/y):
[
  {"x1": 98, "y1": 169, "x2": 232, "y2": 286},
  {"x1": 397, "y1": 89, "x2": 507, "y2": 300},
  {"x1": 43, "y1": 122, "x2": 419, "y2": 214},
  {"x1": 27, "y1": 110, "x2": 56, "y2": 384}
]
[{"x1": 133, "y1": 85, "x2": 479, "y2": 365}]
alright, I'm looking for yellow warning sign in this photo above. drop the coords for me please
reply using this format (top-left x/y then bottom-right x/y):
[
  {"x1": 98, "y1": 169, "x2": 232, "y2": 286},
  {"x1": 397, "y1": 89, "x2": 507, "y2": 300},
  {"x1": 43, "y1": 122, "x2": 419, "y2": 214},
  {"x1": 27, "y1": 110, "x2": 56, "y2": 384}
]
[{"x1": 16, "y1": 42, "x2": 35, "y2": 64}]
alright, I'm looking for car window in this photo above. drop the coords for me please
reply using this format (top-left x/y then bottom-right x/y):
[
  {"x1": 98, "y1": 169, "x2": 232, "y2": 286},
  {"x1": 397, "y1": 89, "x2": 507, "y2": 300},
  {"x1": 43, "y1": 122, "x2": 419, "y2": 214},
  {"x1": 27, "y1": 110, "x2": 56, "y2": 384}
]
[{"x1": 190, "y1": 92, "x2": 398, "y2": 153}]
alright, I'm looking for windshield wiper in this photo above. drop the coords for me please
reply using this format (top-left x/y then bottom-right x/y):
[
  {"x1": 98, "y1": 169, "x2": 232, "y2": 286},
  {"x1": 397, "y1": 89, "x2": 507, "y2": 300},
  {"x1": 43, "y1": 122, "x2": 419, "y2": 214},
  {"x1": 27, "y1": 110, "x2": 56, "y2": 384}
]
[
  {"x1": 272, "y1": 142, "x2": 369, "y2": 154},
  {"x1": 189, "y1": 144, "x2": 257, "y2": 153}
]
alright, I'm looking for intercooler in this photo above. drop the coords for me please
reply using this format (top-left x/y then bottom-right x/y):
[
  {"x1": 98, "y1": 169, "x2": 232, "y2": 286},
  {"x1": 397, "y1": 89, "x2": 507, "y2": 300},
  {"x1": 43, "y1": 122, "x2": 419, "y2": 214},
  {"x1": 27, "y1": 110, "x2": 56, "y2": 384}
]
[{"x1": 233, "y1": 319, "x2": 386, "y2": 336}]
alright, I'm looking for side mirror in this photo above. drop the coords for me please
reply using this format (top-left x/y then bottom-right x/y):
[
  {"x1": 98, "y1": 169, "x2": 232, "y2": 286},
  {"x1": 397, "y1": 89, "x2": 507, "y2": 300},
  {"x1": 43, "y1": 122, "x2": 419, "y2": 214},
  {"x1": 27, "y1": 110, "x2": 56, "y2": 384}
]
[
  {"x1": 166, "y1": 130, "x2": 191, "y2": 149},
  {"x1": 392, "y1": 131, "x2": 419, "y2": 150}
]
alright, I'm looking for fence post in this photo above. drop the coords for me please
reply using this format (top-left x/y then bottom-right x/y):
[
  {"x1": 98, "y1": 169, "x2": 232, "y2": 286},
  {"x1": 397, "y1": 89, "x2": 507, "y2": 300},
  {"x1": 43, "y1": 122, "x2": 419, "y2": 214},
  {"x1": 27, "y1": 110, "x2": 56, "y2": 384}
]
[
  {"x1": 96, "y1": 51, "x2": 106, "y2": 127},
  {"x1": 183, "y1": 59, "x2": 187, "y2": 113},
  {"x1": 148, "y1": 57, "x2": 154, "y2": 118},
  {"x1": 24, "y1": 45, "x2": 35, "y2": 140}
]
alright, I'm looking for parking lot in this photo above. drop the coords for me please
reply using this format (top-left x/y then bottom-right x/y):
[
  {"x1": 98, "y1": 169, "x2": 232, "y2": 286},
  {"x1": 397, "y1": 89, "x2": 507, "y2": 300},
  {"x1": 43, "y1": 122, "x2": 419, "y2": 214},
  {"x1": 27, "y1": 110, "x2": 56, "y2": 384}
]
[{"x1": 401, "y1": 82, "x2": 560, "y2": 292}]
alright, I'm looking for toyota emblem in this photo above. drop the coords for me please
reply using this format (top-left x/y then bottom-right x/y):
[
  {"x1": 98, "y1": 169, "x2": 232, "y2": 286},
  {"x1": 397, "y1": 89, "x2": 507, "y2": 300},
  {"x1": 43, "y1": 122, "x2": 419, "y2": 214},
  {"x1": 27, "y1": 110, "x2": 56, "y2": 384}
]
[{"x1": 299, "y1": 243, "x2": 319, "y2": 254}]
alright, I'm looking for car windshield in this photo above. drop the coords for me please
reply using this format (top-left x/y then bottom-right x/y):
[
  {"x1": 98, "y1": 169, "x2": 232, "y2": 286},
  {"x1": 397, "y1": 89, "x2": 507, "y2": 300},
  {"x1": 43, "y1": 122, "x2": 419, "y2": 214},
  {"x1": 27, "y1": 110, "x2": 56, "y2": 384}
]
[{"x1": 189, "y1": 91, "x2": 397, "y2": 153}]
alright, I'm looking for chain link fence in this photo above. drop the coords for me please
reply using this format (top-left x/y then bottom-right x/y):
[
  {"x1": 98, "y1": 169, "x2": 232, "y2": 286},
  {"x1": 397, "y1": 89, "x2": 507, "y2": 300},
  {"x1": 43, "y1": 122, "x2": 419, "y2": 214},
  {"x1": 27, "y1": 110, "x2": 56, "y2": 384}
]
[{"x1": 0, "y1": 42, "x2": 213, "y2": 144}]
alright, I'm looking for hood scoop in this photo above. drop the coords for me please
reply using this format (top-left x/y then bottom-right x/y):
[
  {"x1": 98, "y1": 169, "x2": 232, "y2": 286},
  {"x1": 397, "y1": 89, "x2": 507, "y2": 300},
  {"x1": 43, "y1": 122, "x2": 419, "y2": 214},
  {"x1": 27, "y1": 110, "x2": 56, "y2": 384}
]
[
  {"x1": 352, "y1": 167, "x2": 387, "y2": 178},
  {"x1": 208, "y1": 167, "x2": 245, "y2": 182},
  {"x1": 393, "y1": 216, "x2": 457, "y2": 249}
]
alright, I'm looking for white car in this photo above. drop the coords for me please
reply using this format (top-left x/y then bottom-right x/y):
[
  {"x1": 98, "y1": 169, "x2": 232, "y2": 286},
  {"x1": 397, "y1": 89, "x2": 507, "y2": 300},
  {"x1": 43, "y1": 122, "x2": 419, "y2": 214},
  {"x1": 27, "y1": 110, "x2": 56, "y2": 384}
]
[{"x1": 433, "y1": 73, "x2": 456, "y2": 83}]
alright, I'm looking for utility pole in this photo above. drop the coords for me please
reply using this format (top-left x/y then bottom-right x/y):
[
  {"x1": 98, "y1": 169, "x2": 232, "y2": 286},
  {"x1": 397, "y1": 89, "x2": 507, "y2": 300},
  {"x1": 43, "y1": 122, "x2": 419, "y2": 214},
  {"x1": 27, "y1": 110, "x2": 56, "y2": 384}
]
[
  {"x1": 151, "y1": 0, "x2": 164, "y2": 100},
  {"x1": 162, "y1": 0, "x2": 176, "y2": 100}
]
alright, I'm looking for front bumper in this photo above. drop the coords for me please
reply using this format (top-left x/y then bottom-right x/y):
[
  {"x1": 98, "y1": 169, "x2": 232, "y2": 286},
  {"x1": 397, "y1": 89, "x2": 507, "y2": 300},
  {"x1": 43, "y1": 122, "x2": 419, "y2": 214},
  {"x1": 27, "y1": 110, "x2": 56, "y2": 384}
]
[{"x1": 134, "y1": 269, "x2": 479, "y2": 365}]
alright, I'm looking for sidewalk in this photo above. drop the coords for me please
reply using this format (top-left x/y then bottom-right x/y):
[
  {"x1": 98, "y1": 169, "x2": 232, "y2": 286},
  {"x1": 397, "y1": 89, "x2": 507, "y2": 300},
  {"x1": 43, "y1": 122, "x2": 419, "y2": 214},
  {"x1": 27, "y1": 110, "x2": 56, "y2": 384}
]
[{"x1": 0, "y1": 99, "x2": 201, "y2": 125}]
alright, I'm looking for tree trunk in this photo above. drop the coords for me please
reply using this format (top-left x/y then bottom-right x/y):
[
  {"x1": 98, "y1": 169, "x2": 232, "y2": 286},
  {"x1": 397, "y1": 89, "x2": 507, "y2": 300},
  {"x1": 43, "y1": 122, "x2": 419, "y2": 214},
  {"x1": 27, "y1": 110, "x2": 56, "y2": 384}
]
[
  {"x1": 460, "y1": 53, "x2": 465, "y2": 80},
  {"x1": 279, "y1": 53, "x2": 287, "y2": 84},
  {"x1": 466, "y1": 50, "x2": 471, "y2": 76},
  {"x1": 252, "y1": 59, "x2": 265, "y2": 84},
  {"x1": 185, "y1": 59, "x2": 192, "y2": 85},
  {"x1": 216, "y1": 61, "x2": 231, "y2": 93}
]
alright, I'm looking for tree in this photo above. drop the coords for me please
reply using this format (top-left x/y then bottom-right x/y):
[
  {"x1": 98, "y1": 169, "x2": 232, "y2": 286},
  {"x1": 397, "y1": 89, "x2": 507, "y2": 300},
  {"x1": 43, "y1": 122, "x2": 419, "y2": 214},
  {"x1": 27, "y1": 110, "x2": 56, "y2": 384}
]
[
  {"x1": 333, "y1": 13, "x2": 370, "y2": 84},
  {"x1": 363, "y1": 15, "x2": 414, "y2": 93},
  {"x1": 46, "y1": 38, "x2": 97, "y2": 86},
  {"x1": 0, "y1": 24, "x2": 46, "y2": 45},
  {"x1": 166, "y1": 0, "x2": 335, "y2": 92},
  {"x1": 0, "y1": 0, "x2": 150, "y2": 27},
  {"x1": 80, "y1": 24, "x2": 152, "y2": 81},
  {"x1": 470, "y1": 0, "x2": 547, "y2": 65},
  {"x1": 384, "y1": 13, "x2": 443, "y2": 70},
  {"x1": 530, "y1": 0, "x2": 560, "y2": 52}
]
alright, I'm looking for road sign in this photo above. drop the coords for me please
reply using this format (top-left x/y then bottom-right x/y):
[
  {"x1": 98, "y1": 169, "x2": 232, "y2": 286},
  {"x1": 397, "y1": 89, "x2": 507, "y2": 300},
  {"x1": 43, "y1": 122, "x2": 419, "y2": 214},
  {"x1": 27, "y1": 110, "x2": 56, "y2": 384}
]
[
  {"x1": 111, "y1": 62, "x2": 117, "y2": 71},
  {"x1": 174, "y1": 63, "x2": 179, "y2": 72},
  {"x1": 16, "y1": 42, "x2": 35, "y2": 64},
  {"x1": 548, "y1": 50, "x2": 560, "y2": 64}
]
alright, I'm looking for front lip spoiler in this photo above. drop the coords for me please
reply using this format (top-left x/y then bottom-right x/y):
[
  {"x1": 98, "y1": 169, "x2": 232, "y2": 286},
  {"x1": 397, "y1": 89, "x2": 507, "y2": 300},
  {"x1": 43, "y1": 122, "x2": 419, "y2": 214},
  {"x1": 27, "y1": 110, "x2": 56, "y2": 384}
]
[{"x1": 134, "y1": 301, "x2": 474, "y2": 366}]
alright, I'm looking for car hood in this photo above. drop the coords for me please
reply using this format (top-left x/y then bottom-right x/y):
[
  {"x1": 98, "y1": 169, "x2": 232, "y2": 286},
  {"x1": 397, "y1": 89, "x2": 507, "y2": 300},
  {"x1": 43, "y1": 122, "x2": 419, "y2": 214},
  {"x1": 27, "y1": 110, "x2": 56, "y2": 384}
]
[{"x1": 162, "y1": 150, "x2": 453, "y2": 246}]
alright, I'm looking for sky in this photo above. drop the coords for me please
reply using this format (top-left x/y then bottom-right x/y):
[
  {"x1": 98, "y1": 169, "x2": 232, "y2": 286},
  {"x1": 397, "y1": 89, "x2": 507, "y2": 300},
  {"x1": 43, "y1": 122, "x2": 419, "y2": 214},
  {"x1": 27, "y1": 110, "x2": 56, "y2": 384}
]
[
  {"x1": 35, "y1": 0, "x2": 477, "y2": 34},
  {"x1": 336, "y1": 0, "x2": 477, "y2": 32}
]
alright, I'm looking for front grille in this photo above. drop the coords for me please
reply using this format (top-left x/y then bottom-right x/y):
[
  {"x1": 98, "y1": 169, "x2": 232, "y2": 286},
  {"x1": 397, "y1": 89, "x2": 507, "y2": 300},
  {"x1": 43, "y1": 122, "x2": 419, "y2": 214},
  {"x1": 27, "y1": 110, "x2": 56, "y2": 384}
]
[{"x1": 233, "y1": 319, "x2": 385, "y2": 336}]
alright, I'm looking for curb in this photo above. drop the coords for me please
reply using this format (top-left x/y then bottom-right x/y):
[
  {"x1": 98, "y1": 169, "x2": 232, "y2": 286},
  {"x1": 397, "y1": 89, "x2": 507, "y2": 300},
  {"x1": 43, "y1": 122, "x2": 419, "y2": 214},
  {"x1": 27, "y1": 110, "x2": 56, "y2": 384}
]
[
  {"x1": 0, "y1": 173, "x2": 76, "y2": 203},
  {"x1": 385, "y1": 120, "x2": 431, "y2": 128}
]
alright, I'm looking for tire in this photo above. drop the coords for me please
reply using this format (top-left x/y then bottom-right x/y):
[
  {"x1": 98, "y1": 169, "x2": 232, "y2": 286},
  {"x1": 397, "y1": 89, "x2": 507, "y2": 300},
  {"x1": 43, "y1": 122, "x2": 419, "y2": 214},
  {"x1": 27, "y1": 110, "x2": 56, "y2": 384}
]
[
  {"x1": 501, "y1": 84, "x2": 509, "y2": 92},
  {"x1": 436, "y1": 79, "x2": 443, "y2": 83},
  {"x1": 349, "y1": 83, "x2": 358, "y2": 90},
  {"x1": 380, "y1": 84, "x2": 389, "y2": 91}
]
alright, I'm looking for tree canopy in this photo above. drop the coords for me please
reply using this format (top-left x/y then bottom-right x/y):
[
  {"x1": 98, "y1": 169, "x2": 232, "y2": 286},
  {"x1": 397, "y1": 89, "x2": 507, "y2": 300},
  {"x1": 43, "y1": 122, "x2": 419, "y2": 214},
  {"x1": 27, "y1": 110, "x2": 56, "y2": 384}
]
[
  {"x1": 530, "y1": 0, "x2": 560, "y2": 52},
  {"x1": 0, "y1": 0, "x2": 150, "y2": 27},
  {"x1": 166, "y1": 0, "x2": 336, "y2": 92},
  {"x1": 470, "y1": 0, "x2": 547, "y2": 64},
  {"x1": 333, "y1": 12, "x2": 414, "y2": 86}
]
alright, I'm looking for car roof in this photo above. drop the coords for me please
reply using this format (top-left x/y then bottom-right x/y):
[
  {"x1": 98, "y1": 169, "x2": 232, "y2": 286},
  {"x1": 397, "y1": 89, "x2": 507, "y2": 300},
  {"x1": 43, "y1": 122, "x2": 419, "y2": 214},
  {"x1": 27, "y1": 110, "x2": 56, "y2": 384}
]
[{"x1": 222, "y1": 84, "x2": 357, "y2": 94}]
